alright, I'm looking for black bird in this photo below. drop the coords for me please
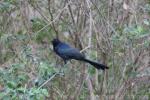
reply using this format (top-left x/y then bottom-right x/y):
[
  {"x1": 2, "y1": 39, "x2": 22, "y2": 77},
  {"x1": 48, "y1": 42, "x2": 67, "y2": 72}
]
[{"x1": 51, "y1": 38, "x2": 109, "y2": 70}]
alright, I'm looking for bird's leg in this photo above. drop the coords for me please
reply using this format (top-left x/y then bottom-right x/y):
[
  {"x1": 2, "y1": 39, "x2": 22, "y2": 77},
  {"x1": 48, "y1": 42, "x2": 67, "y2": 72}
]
[
  {"x1": 64, "y1": 59, "x2": 68, "y2": 64},
  {"x1": 59, "y1": 59, "x2": 68, "y2": 75}
]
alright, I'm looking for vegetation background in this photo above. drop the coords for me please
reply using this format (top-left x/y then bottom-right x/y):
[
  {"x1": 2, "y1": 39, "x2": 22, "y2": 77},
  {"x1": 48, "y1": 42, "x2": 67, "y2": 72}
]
[{"x1": 0, "y1": 0, "x2": 150, "y2": 100}]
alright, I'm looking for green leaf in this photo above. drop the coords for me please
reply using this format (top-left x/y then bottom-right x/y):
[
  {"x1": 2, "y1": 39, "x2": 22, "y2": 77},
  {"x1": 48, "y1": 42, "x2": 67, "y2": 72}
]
[
  {"x1": 41, "y1": 89, "x2": 49, "y2": 97},
  {"x1": 17, "y1": 87, "x2": 26, "y2": 93},
  {"x1": 7, "y1": 81, "x2": 16, "y2": 89},
  {"x1": 0, "y1": 92, "x2": 6, "y2": 98}
]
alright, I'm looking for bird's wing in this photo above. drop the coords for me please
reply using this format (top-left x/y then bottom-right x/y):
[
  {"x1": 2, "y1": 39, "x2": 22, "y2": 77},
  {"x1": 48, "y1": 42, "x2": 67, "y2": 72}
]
[{"x1": 57, "y1": 43, "x2": 84, "y2": 59}]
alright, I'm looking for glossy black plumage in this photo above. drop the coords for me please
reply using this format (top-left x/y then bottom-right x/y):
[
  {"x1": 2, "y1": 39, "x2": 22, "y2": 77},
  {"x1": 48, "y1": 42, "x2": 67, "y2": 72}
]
[{"x1": 51, "y1": 38, "x2": 109, "y2": 70}]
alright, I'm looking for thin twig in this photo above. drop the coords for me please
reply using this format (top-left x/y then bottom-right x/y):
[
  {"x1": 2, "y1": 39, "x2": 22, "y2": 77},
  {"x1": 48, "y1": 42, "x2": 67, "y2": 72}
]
[
  {"x1": 31, "y1": 2, "x2": 72, "y2": 38},
  {"x1": 115, "y1": 76, "x2": 150, "y2": 100},
  {"x1": 38, "y1": 72, "x2": 64, "y2": 89}
]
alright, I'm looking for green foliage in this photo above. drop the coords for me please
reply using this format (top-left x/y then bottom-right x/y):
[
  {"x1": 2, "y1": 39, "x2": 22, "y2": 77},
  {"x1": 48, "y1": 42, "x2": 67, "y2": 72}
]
[
  {"x1": 0, "y1": 30, "x2": 56, "y2": 99},
  {"x1": 28, "y1": 88, "x2": 49, "y2": 100},
  {"x1": 123, "y1": 25, "x2": 149, "y2": 39},
  {"x1": 144, "y1": 4, "x2": 150, "y2": 13},
  {"x1": 111, "y1": 24, "x2": 150, "y2": 83},
  {"x1": 0, "y1": 63, "x2": 27, "y2": 99},
  {"x1": 0, "y1": 62, "x2": 50, "y2": 100},
  {"x1": 88, "y1": 67, "x2": 96, "y2": 75},
  {"x1": 0, "y1": 2, "x2": 13, "y2": 13},
  {"x1": 0, "y1": 0, "x2": 18, "y2": 13},
  {"x1": 31, "y1": 18, "x2": 52, "y2": 43},
  {"x1": 38, "y1": 61, "x2": 55, "y2": 78}
]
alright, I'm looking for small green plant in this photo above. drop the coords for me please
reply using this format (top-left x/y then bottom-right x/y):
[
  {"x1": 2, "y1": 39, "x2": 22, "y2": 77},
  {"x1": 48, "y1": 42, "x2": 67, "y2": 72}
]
[{"x1": 0, "y1": 62, "x2": 51, "y2": 100}]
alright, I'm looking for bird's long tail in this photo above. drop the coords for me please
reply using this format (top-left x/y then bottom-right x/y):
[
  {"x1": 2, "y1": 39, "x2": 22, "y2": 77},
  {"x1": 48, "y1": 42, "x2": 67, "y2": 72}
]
[{"x1": 82, "y1": 58, "x2": 109, "y2": 70}]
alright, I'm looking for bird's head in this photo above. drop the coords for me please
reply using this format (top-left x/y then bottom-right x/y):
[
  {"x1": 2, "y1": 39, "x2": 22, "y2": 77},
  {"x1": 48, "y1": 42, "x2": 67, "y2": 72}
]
[{"x1": 51, "y1": 38, "x2": 60, "y2": 46}]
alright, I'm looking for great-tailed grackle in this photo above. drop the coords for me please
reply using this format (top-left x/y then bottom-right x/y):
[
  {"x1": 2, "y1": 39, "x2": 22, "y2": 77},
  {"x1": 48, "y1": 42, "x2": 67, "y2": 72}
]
[{"x1": 51, "y1": 38, "x2": 109, "y2": 70}]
